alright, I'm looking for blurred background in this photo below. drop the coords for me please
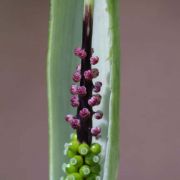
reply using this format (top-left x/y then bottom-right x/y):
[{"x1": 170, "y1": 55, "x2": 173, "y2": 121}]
[{"x1": 1, "y1": 0, "x2": 180, "y2": 180}]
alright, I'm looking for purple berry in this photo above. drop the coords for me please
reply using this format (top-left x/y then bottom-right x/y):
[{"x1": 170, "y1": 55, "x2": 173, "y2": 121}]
[
  {"x1": 77, "y1": 86, "x2": 87, "y2": 96},
  {"x1": 84, "y1": 70, "x2": 93, "y2": 80},
  {"x1": 88, "y1": 95, "x2": 101, "y2": 106},
  {"x1": 72, "y1": 71, "x2": 81, "y2": 82},
  {"x1": 94, "y1": 111, "x2": 103, "y2": 119},
  {"x1": 70, "y1": 85, "x2": 78, "y2": 95},
  {"x1": 71, "y1": 95, "x2": 79, "y2": 107},
  {"x1": 65, "y1": 114, "x2": 74, "y2": 123},
  {"x1": 70, "y1": 118, "x2": 80, "y2": 129},
  {"x1": 84, "y1": 69, "x2": 99, "y2": 80},
  {"x1": 79, "y1": 108, "x2": 90, "y2": 118},
  {"x1": 74, "y1": 48, "x2": 87, "y2": 59},
  {"x1": 93, "y1": 81, "x2": 102, "y2": 93},
  {"x1": 91, "y1": 127, "x2": 101, "y2": 137},
  {"x1": 90, "y1": 56, "x2": 99, "y2": 65},
  {"x1": 91, "y1": 68, "x2": 99, "y2": 78}
]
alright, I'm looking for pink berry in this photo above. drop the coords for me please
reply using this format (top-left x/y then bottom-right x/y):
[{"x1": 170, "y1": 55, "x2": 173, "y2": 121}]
[
  {"x1": 77, "y1": 86, "x2": 87, "y2": 96},
  {"x1": 94, "y1": 111, "x2": 103, "y2": 119},
  {"x1": 88, "y1": 95, "x2": 101, "y2": 106},
  {"x1": 70, "y1": 85, "x2": 78, "y2": 95},
  {"x1": 71, "y1": 95, "x2": 79, "y2": 107},
  {"x1": 94, "y1": 94, "x2": 101, "y2": 105},
  {"x1": 91, "y1": 127, "x2": 101, "y2": 137},
  {"x1": 84, "y1": 69, "x2": 99, "y2": 80},
  {"x1": 90, "y1": 56, "x2": 99, "y2": 65},
  {"x1": 91, "y1": 68, "x2": 99, "y2": 78},
  {"x1": 72, "y1": 71, "x2": 81, "y2": 82},
  {"x1": 93, "y1": 81, "x2": 102, "y2": 93},
  {"x1": 74, "y1": 48, "x2": 87, "y2": 59},
  {"x1": 84, "y1": 70, "x2": 93, "y2": 80},
  {"x1": 65, "y1": 114, "x2": 74, "y2": 123},
  {"x1": 79, "y1": 108, "x2": 90, "y2": 118},
  {"x1": 70, "y1": 118, "x2": 80, "y2": 129},
  {"x1": 88, "y1": 97, "x2": 96, "y2": 106}
]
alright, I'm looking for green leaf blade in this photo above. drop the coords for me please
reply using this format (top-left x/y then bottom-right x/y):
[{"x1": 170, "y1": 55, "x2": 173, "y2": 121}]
[
  {"x1": 92, "y1": 0, "x2": 120, "y2": 179},
  {"x1": 47, "y1": 1, "x2": 83, "y2": 179}
]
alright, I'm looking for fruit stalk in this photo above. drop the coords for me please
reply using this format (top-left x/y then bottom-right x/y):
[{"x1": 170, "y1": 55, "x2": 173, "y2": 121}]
[{"x1": 77, "y1": 0, "x2": 94, "y2": 144}]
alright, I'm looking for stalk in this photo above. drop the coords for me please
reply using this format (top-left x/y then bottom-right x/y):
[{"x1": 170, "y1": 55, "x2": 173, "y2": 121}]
[{"x1": 77, "y1": 0, "x2": 94, "y2": 144}]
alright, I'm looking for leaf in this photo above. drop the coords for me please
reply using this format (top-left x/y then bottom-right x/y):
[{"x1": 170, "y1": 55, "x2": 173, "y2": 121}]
[{"x1": 47, "y1": 0, "x2": 120, "y2": 180}]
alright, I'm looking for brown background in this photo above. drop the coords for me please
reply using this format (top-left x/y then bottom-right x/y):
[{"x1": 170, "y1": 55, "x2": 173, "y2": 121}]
[{"x1": 1, "y1": 0, "x2": 180, "y2": 180}]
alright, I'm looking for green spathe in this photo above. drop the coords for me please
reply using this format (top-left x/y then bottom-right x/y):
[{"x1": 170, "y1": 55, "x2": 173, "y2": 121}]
[{"x1": 47, "y1": 0, "x2": 120, "y2": 179}]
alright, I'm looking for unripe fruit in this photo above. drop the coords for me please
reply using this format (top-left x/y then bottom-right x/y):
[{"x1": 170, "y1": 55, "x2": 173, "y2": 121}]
[
  {"x1": 70, "y1": 133, "x2": 77, "y2": 141},
  {"x1": 90, "y1": 143, "x2": 101, "y2": 155},
  {"x1": 68, "y1": 140, "x2": 80, "y2": 153},
  {"x1": 86, "y1": 174, "x2": 101, "y2": 180},
  {"x1": 90, "y1": 164, "x2": 101, "y2": 174},
  {"x1": 65, "y1": 173, "x2": 83, "y2": 180},
  {"x1": 78, "y1": 143, "x2": 89, "y2": 155},
  {"x1": 70, "y1": 155, "x2": 83, "y2": 167},
  {"x1": 65, "y1": 164, "x2": 78, "y2": 174},
  {"x1": 66, "y1": 150, "x2": 76, "y2": 158},
  {"x1": 85, "y1": 154, "x2": 100, "y2": 165},
  {"x1": 79, "y1": 165, "x2": 91, "y2": 177}
]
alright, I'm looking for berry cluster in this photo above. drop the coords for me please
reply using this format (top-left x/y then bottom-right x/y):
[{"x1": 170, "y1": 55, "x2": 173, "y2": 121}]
[
  {"x1": 63, "y1": 47, "x2": 103, "y2": 179},
  {"x1": 61, "y1": 133, "x2": 101, "y2": 180},
  {"x1": 65, "y1": 47, "x2": 103, "y2": 139}
]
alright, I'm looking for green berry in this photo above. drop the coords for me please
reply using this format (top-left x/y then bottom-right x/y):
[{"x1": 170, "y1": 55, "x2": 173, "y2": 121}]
[
  {"x1": 86, "y1": 174, "x2": 96, "y2": 180},
  {"x1": 70, "y1": 155, "x2": 83, "y2": 167},
  {"x1": 85, "y1": 154, "x2": 100, "y2": 165},
  {"x1": 65, "y1": 173, "x2": 83, "y2": 180},
  {"x1": 70, "y1": 133, "x2": 77, "y2": 141},
  {"x1": 90, "y1": 164, "x2": 101, "y2": 174},
  {"x1": 68, "y1": 140, "x2": 80, "y2": 153},
  {"x1": 92, "y1": 155, "x2": 100, "y2": 163},
  {"x1": 65, "y1": 164, "x2": 78, "y2": 174},
  {"x1": 78, "y1": 143, "x2": 89, "y2": 155},
  {"x1": 79, "y1": 165, "x2": 91, "y2": 177},
  {"x1": 86, "y1": 174, "x2": 101, "y2": 180},
  {"x1": 90, "y1": 143, "x2": 101, "y2": 155},
  {"x1": 65, "y1": 149, "x2": 76, "y2": 158}
]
